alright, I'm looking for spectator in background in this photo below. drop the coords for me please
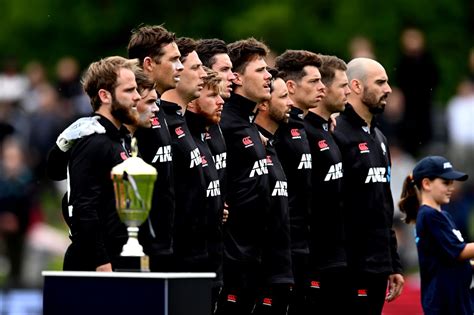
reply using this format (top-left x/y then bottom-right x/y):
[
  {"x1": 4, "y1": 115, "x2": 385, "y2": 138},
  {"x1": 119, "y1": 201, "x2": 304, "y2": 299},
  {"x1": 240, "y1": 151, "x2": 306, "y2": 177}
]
[
  {"x1": 0, "y1": 137, "x2": 36, "y2": 287},
  {"x1": 0, "y1": 57, "x2": 28, "y2": 103},
  {"x1": 55, "y1": 56, "x2": 90, "y2": 117},
  {"x1": 395, "y1": 27, "x2": 439, "y2": 157},
  {"x1": 28, "y1": 83, "x2": 67, "y2": 179},
  {"x1": 348, "y1": 36, "x2": 375, "y2": 59},
  {"x1": 21, "y1": 61, "x2": 49, "y2": 114}
]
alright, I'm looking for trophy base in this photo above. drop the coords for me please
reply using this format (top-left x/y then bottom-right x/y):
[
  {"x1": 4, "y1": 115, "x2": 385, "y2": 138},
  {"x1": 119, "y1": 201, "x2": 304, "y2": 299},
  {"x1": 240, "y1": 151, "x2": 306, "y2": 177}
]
[{"x1": 114, "y1": 255, "x2": 150, "y2": 272}]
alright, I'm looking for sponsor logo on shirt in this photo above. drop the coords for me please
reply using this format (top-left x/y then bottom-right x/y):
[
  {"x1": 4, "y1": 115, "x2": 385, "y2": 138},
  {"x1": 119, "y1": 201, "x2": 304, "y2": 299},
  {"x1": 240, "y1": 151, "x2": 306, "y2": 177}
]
[
  {"x1": 189, "y1": 148, "x2": 202, "y2": 168},
  {"x1": 365, "y1": 167, "x2": 390, "y2": 183},
  {"x1": 227, "y1": 294, "x2": 237, "y2": 303},
  {"x1": 151, "y1": 117, "x2": 161, "y2": 128},
  {"x1": 242, "y1": 136, "x2": 254, "y2": 148},
  {"x1": 324, "y1": 162, "x2": 343, "y2": 181},
  {"x1": 298, "y1": 153, "x2": 312, "y2": 169},
  {"x1": 358, "y1": 142, "x2": 370, "y2": 154},
  {"x1": 152, "y1": 145, "x2": 172, "y2": 163},
  {"x1": 291, "y1": 128, "x2": 301, "y2": 139},
  {"x1": 213, "y1": 152, "x2": 226, "y2": 170},
  {"x1": 310, "y1": 281, "x2": 321, "y2": 289},
  {"x1": 249, "y1": 159, "x2": 268, "y2": 177},
  {"x1": 175, "y1": 126, "x2": 185, "y2": 138},
  {"x1": 262, "y1": 298, "x2": 272, "y2": 306},
  {"x1": 322, "y1": 123, "x2": 329, "y2": 131},
  {"x1": 318, "y1": 140, "x2": 329, "y2": 151},
  {"x1": 357, "y1": 289, "x2": 368, "y2": 297},
  {"x1": 206, "y1": 180, "x2": 221, "y2": 197},
  {"x1": 272, "y1": 180, "x2": 288, "y2": 197}
]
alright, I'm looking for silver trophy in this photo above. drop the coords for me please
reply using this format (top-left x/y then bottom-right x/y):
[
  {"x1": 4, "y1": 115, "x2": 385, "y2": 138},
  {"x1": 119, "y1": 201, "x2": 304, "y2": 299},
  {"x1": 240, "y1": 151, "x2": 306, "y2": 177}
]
[{"x1": 111, "y1": 138, "x2": 157, "y2": 257}]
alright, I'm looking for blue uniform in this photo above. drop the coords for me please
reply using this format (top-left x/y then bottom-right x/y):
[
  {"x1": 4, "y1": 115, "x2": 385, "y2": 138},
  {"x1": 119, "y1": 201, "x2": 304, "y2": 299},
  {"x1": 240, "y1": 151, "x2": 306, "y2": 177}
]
[{"x1": 416, "y1": 204, "x2": 472, "y2": 315}]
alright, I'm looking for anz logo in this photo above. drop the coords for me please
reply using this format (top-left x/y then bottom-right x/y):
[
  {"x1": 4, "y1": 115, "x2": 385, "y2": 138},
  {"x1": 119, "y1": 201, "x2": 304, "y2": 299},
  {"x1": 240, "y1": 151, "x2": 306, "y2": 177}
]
[
  {"x1": 365, "y1": 166, "x2": 391, "y2": 183},
  {"x1": 324, "y1": 162, "x2": 343, "y2": 181},
  {"x1": 152, "y1": 145, "x2": 172, "y2": 163},
  {"x1": 272, "y1": 181, "x2": 288, "y2": 197},
  {"x1": 189, "y1": 148, "x2": 202, "y2": 168},
  {"x1": 297, "y1": 154, "x2": 312, "y2": 169},
  {"x1": 249, "y1": 159, "x2": 268, "y2": 178}
]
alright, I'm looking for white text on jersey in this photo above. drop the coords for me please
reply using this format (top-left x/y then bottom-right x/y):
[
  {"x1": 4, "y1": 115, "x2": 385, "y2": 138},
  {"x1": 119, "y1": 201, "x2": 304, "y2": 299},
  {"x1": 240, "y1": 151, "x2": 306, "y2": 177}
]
[
  {"x1": 207, "y1": 180, "x2": 221, "y2": 197},
  {"x1": 190, "y1": 148, "x2": 202, "y2": 168},
  {"x1": 152, "y1": 145, "x2": 172, "y2": 163},
  {"x1": 272, "y1": 181, "x2": 288, "y2": 196},
  {"x1": 324, "y1": 162, "x2": 343, "y2": 181},
  {"x1": 249, "y1": 159, "x2": 268, "y2": 177},
  {"x1": 297, "y1": 153, "x2": 312, "y2": 169}
]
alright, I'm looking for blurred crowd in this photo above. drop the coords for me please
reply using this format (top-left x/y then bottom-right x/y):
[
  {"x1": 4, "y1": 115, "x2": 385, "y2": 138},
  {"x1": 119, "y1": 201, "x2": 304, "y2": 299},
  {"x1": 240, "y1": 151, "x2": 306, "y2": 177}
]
[{"x1": 0, "y1": 27, "x2": 473, "y2": 288}]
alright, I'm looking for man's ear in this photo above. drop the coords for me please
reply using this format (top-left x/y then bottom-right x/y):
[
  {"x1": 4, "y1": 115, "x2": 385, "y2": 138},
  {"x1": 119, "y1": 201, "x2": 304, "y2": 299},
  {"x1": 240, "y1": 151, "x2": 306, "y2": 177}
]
[
  {"x1": 350, "y1": 79, "x2": 363, "y2": 95},
  {"x1": 257, "y1": 100, "x2": 269, "y2": 112},
  {"x1": 187, "y1": 99, "x2": 196, "y2": 110},
  {"x1": 98, "y1": 89, "x2": 112, "y2": 105},
  {"x1": 286, "y1": 80, "x2": 296, "y2": 94},
  {"x1": 143, "y1": 56, "x2": 154, "y2": 73},
  {"x1": 232, "y1": 72, "x2": 242, "y2": 87}
]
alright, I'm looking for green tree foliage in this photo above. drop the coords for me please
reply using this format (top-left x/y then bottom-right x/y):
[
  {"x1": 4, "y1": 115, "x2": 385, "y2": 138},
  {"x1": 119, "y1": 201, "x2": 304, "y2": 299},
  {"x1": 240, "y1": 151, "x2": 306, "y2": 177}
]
[{"x1": 1, "y1": 0, "x2": 471, "y2": 102}]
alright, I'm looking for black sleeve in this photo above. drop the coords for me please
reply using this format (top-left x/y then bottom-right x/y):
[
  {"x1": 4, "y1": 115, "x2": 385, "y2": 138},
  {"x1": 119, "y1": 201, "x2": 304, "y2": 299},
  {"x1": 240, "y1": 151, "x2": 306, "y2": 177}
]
[
  {"x1": 46, "y1": 144, "x2": 70, "y2": 181},
  {"x1": 69, "y1": 137, "x2": 111, "y2": 267},
  {"x1": 390, "y1": 229, "x2": 403, "y2": 274}
]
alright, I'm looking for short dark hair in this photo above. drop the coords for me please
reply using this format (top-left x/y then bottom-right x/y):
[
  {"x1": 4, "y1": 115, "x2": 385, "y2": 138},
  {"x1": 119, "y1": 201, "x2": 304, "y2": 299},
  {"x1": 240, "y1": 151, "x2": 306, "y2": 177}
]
[
  {"x1": 134, "y1": 67, "x2": 156, "y2": 95},
  {"x1": 127, "y1": 25, "x2": 176, "y2": 66},
  {"x1": 227, "y1": 38, "x2": 269, "y2": 74},
  {"x1": 267, "y1": 67, "x2": 284, "y2": 94},
  {"x1": 318, "y1": 55, "x2": 347, "y2": 86},
  {"x1": 196, "y1": 38, "x2": 228, "y2": 68},
  {"x1": 275, "y1": 50, "x2": 321, "y2": 82},
  {"x1": 176, "y1": 37, "x2": 197, "y2": 63}
]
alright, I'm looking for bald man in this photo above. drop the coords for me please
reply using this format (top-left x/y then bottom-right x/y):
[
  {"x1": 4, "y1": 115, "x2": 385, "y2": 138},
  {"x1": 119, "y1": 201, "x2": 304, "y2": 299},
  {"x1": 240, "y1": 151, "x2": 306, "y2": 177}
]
[{"x1": 332, "y1": 58, "x2": 404, "y2": 314}]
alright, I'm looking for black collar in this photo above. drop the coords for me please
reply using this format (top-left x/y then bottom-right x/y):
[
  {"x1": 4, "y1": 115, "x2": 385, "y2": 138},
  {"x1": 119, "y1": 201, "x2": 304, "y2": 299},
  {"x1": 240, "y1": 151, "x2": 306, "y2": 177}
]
[
  {"x1": 226, "y1": 93, "x2": 257, "y2": 118},
  {"x1": 185, "y1": 110, "x2": 208, "y2": 135}
]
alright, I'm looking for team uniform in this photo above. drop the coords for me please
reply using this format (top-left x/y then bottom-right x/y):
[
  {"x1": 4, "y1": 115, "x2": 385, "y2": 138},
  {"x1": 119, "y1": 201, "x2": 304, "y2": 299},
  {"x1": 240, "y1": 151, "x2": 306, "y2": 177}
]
[
  {"x1": 217, "y1": 93, "x2": 270, "y2": 315},
  {"x1": 254, "y1": 126, "x2": 293, "y2": 315},
  {"x1": 186, "y1": 111, "x2": 224, "y2": 287},
  {"x1": 206, "y1": 124, "x2": 227, "y2": 201},
  {"x1": 416, "y1": 205, "x2": 472, "y2": 315},
  {"x1": 64, "y1": 115, "x2": 129, "y2": 271},
  {"x1": 274, "y1": 107, "x2": 312, "y2": 314},
  {"x1": 304, "y1": 111, "x2": 348, "y2": 314},
  {"x1": 135, "y1": 103, "x2": 175, "y2": 271},
  {"x1": 161, "y1": 100, "x2": 208, "y2": 272},
  {"x1": 332, "y1": 104, "x2": 402, "y2": 314}
]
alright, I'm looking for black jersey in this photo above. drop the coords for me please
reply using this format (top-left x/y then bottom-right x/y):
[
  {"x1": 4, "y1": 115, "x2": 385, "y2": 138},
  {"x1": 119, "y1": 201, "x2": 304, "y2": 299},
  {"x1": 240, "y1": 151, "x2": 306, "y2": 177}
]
[
  {"x1": 274, "y1": 107, "x2": 312, "y2": 255},
  {"x1": 304, "y1": 111, "x2": 346, "y2": 271},
  {"x1": 205, "y1": 124, "x2": 227, "y2": 201},
  {"x1": 258, "y1": 126, "x2": 294, "y2": 285},
  {"x1": 66, "y1": 115, "x2": 128, "y2": 270},
  {"x1": 135, "y1": 103, "x2": 175, "y2": 259},
  {"x1": 186, "y1": 111, "x2": 224, "y2": 285},
  {"x1": 332, "y1": 104, "x2": 402, "y2": 274},
  {"x1": 220, "y1": 93, "x2": 270, "y2": 264},
  {"x1": 161, "y1": 100, "x2": 208, "y2": 269}
]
